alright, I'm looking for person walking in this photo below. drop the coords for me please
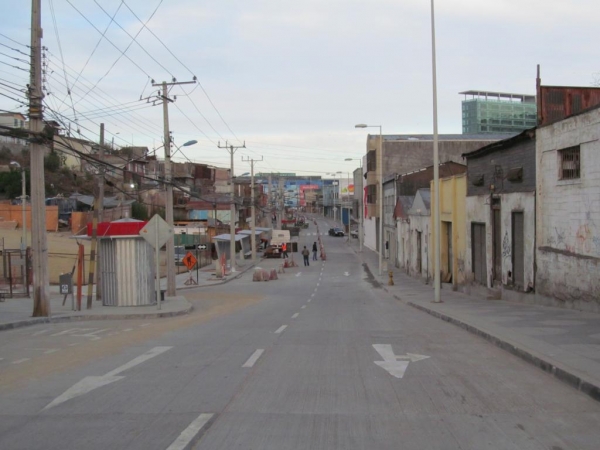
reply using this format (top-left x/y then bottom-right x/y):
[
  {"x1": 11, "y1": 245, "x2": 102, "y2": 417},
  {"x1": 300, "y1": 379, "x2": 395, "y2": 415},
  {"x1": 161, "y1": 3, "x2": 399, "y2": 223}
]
[
  {"x1": 302, "y1": 246, "x2": 310, "y2": 266},
  {"x1": 312, "y1": 241, "x2": 318, "y2": 261},
  {"x1": 281, "y1": 242, "x2": 288, "y2": 259}
]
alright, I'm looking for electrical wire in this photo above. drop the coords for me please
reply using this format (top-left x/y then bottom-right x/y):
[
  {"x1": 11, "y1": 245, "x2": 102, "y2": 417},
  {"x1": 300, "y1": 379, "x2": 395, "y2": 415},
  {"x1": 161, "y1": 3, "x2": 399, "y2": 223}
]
[
  {"x1": 0, "y1": 33, "x2": 28, "y2": 48},
  {"x1": 66, "y1": 1, "x2": 124, "y2": 98}
]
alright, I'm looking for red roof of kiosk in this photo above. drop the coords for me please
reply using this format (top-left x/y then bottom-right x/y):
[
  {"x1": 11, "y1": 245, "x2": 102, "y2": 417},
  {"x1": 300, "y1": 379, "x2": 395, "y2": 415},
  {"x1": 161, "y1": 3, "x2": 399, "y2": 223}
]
[{"x1": 87, "y1": 219, "x2": 148, "y2": 237}]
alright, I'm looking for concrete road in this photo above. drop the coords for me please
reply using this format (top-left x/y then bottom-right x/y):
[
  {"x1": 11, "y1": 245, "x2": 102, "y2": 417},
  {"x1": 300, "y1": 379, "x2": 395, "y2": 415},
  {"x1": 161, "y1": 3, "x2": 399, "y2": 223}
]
[{"x1": 0, "y1": 215, "x2": 599, "y2": 449}]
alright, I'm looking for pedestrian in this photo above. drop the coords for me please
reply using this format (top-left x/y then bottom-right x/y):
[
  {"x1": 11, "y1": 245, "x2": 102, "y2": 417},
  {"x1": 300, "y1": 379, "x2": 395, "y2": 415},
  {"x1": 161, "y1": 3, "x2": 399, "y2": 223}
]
[
  {"x1": 281, "y1": 242, "x2": 288, "y2": 258},
  {"x1": 312, "y1": 241, "x2": 318, "y2": 261},
  {"x1": 302, "y1": 246, "x2": 310, "y2": 266}
]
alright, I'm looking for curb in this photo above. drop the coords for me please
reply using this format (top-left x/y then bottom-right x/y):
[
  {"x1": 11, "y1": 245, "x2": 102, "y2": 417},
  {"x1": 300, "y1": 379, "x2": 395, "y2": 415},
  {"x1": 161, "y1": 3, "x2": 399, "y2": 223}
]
[
  {"x1": 407, "y1": 301, "x2": 600, "y2": 403},
  {"x1": 0, "y1": 301, "x2": 193, "y2": 332}
]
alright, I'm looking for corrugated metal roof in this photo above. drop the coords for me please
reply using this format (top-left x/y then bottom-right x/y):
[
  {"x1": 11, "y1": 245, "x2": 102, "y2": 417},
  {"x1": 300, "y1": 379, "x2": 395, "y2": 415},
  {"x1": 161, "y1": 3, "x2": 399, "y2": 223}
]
[{"x1": 538, "y1": 86, "x2": 600, "y2": 127}]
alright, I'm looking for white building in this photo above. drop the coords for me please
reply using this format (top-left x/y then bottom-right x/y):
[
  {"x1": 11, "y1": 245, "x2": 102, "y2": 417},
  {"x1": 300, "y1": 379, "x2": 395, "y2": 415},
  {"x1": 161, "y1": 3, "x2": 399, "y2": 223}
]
[{"x1": 536, "y1": 104, "x2": 600, "y2": 312}]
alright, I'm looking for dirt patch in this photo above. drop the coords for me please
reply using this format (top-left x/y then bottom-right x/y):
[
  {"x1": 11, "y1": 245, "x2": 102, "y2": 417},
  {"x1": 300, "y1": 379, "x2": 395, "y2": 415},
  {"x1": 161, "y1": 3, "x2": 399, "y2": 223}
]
[{"x1": 0, "y1": 292, "x2": 264, "y2": 391}]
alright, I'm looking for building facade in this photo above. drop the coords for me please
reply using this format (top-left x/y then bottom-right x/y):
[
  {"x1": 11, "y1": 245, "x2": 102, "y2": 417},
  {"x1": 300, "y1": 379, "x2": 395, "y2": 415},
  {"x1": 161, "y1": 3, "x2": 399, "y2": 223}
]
[
  {"x1": 463, "y1": 129, "x2": 537, "y2": 293},
  {"x1": 361, "y1": 134, "x2": 506, "y2": 256},
  {"x1": 430, "y1": 173, "x2": 467, "y2": 288},
  {"x1": 536, "y1": 105, "x2": 600, "y2": 312},
  {"x1": 460, "y1": 90, "x2": 537, "y2": 135}
]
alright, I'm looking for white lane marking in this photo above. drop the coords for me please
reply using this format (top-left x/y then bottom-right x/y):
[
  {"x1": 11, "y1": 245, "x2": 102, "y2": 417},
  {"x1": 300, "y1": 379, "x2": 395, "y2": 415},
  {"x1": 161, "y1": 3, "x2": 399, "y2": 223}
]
[
  {"x1": 12, "y1": 358, "x2": 30, "y2": 365},
  {"x1": 292, "y1": 313, "x2": 299, "y2": 319},
  {"x1": 43, "y1": 346, "x2": 172, "y2": 411},
  {"x1": 242, "y1": 349, "x2": 265, "y2": 368},
  {"x1": 307, "y1": 299, "x2": 311, "y2": 302},
  {"x1": 68, "y1": 343, "x2": 78, "y2": 347},
  {"x1": 124, "y1": 328, "x2": 134, "y2": 332},
  {"x1": 140, "y1": 323, "x2": 152, "y2": 327},
  {"x1": 372, "y1": 344, "x2": 430, "y2": 379},
  {"x1": 50, "y1": 328, "x2": 92, "y2": 337},
  {"x1": 44, "y1": 349, "x2": 60, "y2": 354},
  {"x1": 301, "y1": 305, "x2": 306, "y2": 309},
  {"x1": 344, "y1": 272, "x2": 349, "y2": 276},
  {"x1": 274, "y1": 325, "x2": 287, "y2": 334},
  {"x1": 317, "y1": 282, "x2": 320, "y2": 287},
  {"x1": 166, "y1": 413, "x2": 214, "y2": 450},
  {"x1": 33, "y1": 329, "x2": 49, "y2": 336},
  {"x1": 0, "y1": 358, "x2": 4, "y2": 361},
  {"x1": 295, "y1": 272, "x2": 301, "y2": 277},
  {"x1": 105, "y1": 346, "x2": 172, "y2": 377}
]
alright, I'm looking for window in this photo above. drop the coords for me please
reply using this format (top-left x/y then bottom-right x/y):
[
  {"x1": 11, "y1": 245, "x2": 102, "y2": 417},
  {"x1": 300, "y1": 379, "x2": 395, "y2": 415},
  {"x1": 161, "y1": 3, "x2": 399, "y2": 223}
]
[
  {"x1": 366, "y1": 185, "x2": 377, "y2": 204},
  {"x1": 559, "y1": 146, "x2": 580, "y2": 180}
]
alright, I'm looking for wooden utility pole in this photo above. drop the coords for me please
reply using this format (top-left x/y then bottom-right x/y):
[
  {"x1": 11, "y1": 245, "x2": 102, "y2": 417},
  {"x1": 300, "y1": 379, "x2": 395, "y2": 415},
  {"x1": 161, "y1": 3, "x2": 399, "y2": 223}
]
[
  {"x1": 218, "y1": 141, "x2": 246, "y2": 272},
  {"x1": 242, "y1": 156, "x2": 263, "y2": 260},
  {"x1": 152, "y1": 80, "x2": 195, "y2": 296},
  {"x1": 29, "y1": 0, "x2": 50, "y2": 316}
]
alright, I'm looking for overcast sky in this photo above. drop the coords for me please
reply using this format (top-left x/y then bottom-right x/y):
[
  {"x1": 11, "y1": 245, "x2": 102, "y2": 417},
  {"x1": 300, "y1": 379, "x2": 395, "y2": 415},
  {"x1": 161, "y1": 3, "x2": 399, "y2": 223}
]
[{"x1": 1, "y1": 0, "x2": 597, "y2": 178}]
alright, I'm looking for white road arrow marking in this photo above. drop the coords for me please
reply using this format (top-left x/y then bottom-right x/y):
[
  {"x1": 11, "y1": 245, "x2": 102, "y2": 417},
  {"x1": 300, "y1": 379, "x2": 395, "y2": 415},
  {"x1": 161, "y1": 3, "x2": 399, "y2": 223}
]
[
  {"x1": 372, "y1": 344, "x2": 429, "y2": 379},
  {"x1": 43, "y1": 346, "x2": 172, "y2": 411},
  {"x1": 295, "y1": 272, "x2": 301, "y2": 277}
]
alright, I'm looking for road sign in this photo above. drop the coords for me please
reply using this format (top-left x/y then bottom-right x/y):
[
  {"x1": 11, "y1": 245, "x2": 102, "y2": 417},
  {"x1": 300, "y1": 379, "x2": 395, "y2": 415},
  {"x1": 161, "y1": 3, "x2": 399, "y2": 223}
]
[
  {"x1": 182, "y1": 252, "x2": 197, "y2": 270},
  {"x1": 198, "y1": 244, "x2": 208, "y2": 250},
  {"x1": 139, "y1": 215, "x2": 173, "y2": 249}
]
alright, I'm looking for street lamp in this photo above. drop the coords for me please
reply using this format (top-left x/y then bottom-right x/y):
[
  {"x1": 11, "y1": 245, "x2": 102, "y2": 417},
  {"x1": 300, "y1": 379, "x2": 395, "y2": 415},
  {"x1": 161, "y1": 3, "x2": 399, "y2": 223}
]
[
  {"x1": 330, "y1": 173, "x2": 341, "y2": 222},
  {"x1": 355, "y1": 123, "x2": 383, "y2": 276},
  {"x1": 10, "y1": 161, "x2": 27, "y2": 253},
  {"x1": 345, "y1": 157, "x2": 363, "y2": 252}
]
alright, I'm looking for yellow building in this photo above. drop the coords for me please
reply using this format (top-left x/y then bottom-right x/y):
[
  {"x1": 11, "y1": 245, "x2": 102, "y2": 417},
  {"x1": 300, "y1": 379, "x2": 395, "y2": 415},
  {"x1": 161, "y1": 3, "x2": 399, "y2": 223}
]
[{"x1": 430, "y1": 173, "x2": 467, "y2": 288}]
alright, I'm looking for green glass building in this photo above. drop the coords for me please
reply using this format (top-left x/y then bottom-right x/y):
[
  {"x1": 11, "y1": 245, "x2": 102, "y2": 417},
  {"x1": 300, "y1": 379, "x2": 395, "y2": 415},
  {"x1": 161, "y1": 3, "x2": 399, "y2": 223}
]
[{"x1": 461, "y1": 90, "x2": 537, "y2": 134}]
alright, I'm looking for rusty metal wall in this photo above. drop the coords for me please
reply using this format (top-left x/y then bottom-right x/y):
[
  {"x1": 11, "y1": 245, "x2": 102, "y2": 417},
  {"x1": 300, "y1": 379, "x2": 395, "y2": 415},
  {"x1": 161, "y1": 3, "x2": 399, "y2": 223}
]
[
  {"x1": 538, "y1": 86, "x2": 600, "y2": 127},
  {"x1": 99, "y1": 238, "x2": 155, "y2": 307}
]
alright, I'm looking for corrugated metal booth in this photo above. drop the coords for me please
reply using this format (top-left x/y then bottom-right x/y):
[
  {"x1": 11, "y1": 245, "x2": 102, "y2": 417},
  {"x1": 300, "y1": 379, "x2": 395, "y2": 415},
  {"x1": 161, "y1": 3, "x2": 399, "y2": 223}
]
[{"x1": 93, "y1": 219, "x2": 155, "y2": 307}]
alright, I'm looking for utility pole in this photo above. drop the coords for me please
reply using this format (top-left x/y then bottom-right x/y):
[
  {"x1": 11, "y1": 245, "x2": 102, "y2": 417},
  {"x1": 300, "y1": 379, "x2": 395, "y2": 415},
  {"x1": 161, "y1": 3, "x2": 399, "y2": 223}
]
[
  {"x1": 268, "y1": 173, "x2": 273, "y2": 224},
  {"x1": 242, "y1": 156, "x2": 263, "y2": 260},
  {"x1": 29, "y1": 0, "x2": 49, "y2": 316},
  {"x1": 96, "y1": 123, "x2": 105, "y2": 301},
  {"x1": 152, "y1": 79, "x2": 196, "y2": 296},
  {"x1": 218, "y1": 141, "x2": 246, "y2": 272},
  {"x1": 277, "y1": 176, "x2": 283, "y2": 230}
]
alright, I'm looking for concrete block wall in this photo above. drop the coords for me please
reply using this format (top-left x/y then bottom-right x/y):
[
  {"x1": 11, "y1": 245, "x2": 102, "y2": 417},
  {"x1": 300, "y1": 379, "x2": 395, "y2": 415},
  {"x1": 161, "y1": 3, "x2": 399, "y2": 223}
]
[{"x1": 536, "y1": 106, "x2": 600, "y2": 310}]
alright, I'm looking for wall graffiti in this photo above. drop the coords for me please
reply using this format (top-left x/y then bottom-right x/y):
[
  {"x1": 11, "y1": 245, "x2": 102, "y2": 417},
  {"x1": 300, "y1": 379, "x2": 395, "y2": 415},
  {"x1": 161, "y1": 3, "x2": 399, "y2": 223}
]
[
  {"x1": 575, "y1": 224, "x2": 592, "y2": 254},
  {"x1": 555, "y1": 228, "x2": 566, "y2": 247},
  {"x1": 502, "y1": 231, "x2": 511, "y2": 259}
]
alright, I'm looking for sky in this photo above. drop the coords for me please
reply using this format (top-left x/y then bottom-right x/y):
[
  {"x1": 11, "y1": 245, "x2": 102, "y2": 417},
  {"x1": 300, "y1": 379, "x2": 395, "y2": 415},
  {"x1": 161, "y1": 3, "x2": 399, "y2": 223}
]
[{"x1": 1, "y1": 0, "x2": 598, "y2": 178}]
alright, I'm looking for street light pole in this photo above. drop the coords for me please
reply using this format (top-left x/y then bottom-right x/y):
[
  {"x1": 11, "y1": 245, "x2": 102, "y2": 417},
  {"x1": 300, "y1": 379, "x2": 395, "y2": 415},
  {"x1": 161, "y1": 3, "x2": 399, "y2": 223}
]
[
  {"x1": 355, "y1": 124, "x2": 384, "y2": 275},
  {"x1": 431, "y1": 0, "x2": 441, "y2": 303}
]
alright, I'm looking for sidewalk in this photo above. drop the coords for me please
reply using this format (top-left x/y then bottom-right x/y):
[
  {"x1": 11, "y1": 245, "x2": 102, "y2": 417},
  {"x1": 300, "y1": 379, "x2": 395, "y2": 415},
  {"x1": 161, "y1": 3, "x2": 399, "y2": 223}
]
[
  {"x1": 0, "y1": 257, "x2": 261, "y2": 332},
  {"x1": 347, "y1": 236, "x2": 600, "y2": 402}
]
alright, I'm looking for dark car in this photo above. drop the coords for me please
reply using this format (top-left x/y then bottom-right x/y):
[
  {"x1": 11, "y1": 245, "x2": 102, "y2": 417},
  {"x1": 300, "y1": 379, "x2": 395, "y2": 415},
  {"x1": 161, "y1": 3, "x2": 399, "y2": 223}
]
[{"x1": 328, "y1": 227, "x2": 344, "y2": 237}]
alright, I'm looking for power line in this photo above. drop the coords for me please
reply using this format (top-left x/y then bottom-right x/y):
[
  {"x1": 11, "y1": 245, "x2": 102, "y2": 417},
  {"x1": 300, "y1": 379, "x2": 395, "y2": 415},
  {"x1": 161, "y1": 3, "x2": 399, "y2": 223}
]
[
  {"x1": 66, "y1": 1, "x2": 124, "y2": 97},
  {"x1": 65, "y1": 0, "x2": 154, "y2": 79},
  {"x1": 0, "y1": 33, "x2": 28, "y2": 48},
  {"x1": 92, "y1": 0, "x2": 172, "y2": 78}
]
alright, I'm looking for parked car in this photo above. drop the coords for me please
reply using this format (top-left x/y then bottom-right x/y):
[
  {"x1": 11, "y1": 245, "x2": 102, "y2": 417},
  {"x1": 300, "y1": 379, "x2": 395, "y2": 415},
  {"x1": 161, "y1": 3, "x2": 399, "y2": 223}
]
[
  {"x1": 350, "y1": 229, "x2": 359, "y2": 239},
  {"x1": 328, "y1": 227, "x2": 344, "y2": 237}
]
